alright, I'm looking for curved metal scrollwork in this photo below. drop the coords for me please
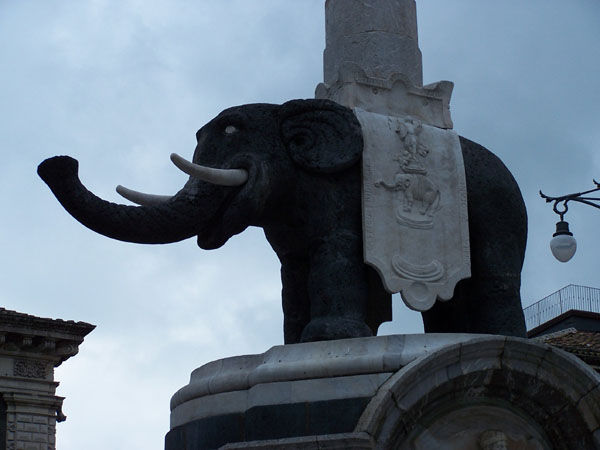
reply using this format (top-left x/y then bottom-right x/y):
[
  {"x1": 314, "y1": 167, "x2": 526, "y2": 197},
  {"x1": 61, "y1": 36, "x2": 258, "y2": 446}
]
[{"x1": 540, "y1": 179, "x2": 600, "y2": 220}]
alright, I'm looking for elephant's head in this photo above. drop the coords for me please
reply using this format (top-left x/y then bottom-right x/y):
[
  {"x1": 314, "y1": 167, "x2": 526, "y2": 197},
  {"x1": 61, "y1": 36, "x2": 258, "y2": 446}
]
[
  {"x1": 37, "y1": 99, "x2": 363, "y2": 254},
  {"x1": 394, "y1": 174, "x2": 412, "y2": 191}
]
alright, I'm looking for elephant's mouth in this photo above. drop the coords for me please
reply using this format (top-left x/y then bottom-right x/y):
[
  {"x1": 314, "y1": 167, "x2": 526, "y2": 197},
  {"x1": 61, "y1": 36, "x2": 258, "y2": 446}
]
[
  {"x1": 197, "y1": 157, "x2": 265, "y2": 249},
  {"x1": 186, "y1": 154, "x2": 262, "y2": 250},
  {"x1": 115, "y1": 152, "x2": 262, "y2": 249},
  {"x1": 194, "y1": 185, "x2": 243, "y2": 249}
]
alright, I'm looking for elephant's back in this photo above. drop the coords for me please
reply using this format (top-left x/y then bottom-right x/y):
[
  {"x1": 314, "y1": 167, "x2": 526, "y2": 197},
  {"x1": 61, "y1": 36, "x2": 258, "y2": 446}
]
[{"x1": 459, "y1": 135, "x2": 527, "y2": 262}]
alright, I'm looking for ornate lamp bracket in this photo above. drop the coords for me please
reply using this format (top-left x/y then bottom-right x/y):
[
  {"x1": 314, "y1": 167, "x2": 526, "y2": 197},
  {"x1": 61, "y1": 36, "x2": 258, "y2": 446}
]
[{"x1": 540, "y1": 179, "x2": 600, "y2": 220}]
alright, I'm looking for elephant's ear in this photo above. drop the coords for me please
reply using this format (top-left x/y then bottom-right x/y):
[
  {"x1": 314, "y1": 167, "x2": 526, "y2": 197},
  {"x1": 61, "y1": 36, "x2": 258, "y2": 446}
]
[{"x1": 279, "y1": 99, "x2": 363, "y2": 174}]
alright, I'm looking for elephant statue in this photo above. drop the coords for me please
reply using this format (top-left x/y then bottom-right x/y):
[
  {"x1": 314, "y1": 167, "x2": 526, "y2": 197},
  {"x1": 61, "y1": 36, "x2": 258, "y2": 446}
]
[
  {"x1": 376, "y1": 173, "x2": 441, "y2": 217},
  {"x1": 38, "y1": 99, "x2": 528, "y2": 344}
]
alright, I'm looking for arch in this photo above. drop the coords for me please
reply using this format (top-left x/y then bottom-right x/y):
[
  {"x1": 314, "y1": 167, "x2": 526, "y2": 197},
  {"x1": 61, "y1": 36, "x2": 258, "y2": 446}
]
[{"x1": 357, "y1": 336, "x2": 600, "y2": 449}]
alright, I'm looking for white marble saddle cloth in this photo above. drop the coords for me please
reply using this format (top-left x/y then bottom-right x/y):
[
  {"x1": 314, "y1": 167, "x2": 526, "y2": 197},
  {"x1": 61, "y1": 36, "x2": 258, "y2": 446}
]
[{"x1": 355, "y1": 108, "x2": 471, "y2": 311}]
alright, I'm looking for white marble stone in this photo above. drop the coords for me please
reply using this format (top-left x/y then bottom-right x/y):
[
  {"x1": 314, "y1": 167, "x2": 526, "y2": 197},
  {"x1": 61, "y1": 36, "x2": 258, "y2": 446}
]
[
  {"x1": 170, "y1": 335, "x2": 600, "y2": 448},
  {"x1": 323, "y1": 0, "x2": 422, "y2": 88},
  {"x1": 356, "y1": 109, "x2": 470, "y2": 310},
  {"x1": 170, "y1": 390, "x2": 249, "y2": 430},
  {"x1": 172, "y1": 334, "x2": 480, "y2": 409},
  {"x1": 316, "y1": 0, "x2": 454, "y2": 129},
  {"x1": 170, "y1": 334, "x2": 483, "y2": 427},
  {"x1": 357, "y1": 336, "x2": 600, "y2": 449},
  {"x1": 316, "y1": 63, "x2": 454, "y2": 129},
  {"x1": 171, "y1": 373, "x2": 391, "y2": 429}
]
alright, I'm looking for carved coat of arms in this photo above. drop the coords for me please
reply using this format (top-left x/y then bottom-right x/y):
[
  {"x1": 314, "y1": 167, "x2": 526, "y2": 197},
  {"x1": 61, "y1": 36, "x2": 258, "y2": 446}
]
[{"x1": 356, "y1": 109, "x2": 470, "y2": 311}]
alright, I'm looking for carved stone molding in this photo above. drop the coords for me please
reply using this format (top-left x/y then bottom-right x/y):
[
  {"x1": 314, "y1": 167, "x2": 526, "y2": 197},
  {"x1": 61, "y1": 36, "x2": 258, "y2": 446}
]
[
  {"x1": 0, "y1": 308, "x2": 94, "y2": 365},
  {"x1": 357, "y1": 336, "x2": 600, "y2": 449},
  {"x1": 13, "y1": 358, "x2": 48, "y2": 379},
  {"x1": 0, "y1": 308, "x2": 94, "y2": 450},
  {"x1": 317, "y1": 63, "x2": 454, "y2": 129}
]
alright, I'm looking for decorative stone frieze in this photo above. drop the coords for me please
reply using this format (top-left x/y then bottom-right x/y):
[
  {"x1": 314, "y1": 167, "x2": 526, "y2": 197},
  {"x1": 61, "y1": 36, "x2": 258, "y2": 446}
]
[
  {"x1": 13, "y1": 359, "x2": 48, "y2": 379},
  {"x1": 0, "y1": 308, "x2": 94, "y2": 450},
  {"x1": 316, "y1": 63, "x2": 454, "y2": 130}
]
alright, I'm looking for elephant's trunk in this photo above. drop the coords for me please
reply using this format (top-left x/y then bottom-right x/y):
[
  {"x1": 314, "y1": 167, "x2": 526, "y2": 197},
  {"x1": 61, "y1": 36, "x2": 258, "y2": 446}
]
[{"x1": 38, "y1": 156, "x2": 216, "y2": 244}]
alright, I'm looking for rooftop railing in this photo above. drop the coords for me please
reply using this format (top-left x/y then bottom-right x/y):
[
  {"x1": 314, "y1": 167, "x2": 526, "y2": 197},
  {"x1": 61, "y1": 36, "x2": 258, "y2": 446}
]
[{"x1": 523, "y1": 284, "x2": 600, "y2": 330}]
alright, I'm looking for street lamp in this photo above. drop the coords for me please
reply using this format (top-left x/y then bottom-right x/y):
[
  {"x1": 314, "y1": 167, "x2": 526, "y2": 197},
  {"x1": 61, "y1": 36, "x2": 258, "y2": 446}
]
[{"x1": 540, "y1": 180, "x2": 600, "y2": 262}]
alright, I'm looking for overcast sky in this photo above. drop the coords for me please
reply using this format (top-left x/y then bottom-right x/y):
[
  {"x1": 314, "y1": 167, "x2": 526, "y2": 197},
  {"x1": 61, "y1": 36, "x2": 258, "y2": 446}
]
[{"x1": 1, "y1": 1, "x2": 599, "y2": 449}]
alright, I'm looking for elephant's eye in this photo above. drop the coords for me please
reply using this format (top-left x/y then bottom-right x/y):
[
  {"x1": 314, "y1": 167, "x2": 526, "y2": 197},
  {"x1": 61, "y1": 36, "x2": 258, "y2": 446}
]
[{"x1": 224, "y1": 125, "x2": 238, "y2": 135}]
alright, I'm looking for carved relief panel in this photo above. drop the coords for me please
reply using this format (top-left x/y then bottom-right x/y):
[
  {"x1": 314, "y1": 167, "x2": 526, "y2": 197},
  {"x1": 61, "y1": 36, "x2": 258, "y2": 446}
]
[{"x1": 357, "y1": 109, "x2": 470, "y2": 311}]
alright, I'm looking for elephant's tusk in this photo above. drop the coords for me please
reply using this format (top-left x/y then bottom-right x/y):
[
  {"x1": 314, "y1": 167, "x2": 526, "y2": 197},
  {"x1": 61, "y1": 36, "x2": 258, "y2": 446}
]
[
  {"x1": 170, "y1": 153, "x2": 248, "y2": 187},
  {"x1": 116, "y1": 185, "x2": 173, "y2": 206}
]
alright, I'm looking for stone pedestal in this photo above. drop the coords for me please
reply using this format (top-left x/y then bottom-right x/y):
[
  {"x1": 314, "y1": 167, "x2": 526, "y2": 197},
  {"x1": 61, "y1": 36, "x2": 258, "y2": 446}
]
[
  {"x1": 0, "y1": 308, "x2": 94, "y2": 450},
  {"x1": 166, "y1": 334, "x2": 600, "y2": 449}
]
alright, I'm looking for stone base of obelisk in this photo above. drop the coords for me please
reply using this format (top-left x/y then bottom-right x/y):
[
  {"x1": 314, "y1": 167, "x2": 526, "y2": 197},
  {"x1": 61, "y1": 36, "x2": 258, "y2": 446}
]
[{"x1": 165, "y1": 334, "x2": 600, "y2": 450}]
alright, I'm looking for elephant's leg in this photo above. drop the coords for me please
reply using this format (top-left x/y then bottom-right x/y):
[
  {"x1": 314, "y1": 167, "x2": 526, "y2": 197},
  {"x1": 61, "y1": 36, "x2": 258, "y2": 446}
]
[
  {"x1": 404, "y1": 193, "x2": 413, "y2": 212},
  {"x1": 280, "y1": 255, "x2": 311, "y2": 344},
  {"x1": 425, "y1": 192, "x2": 439, "y2": 216},
  {"x1": 420, "y1": 195, "x2": 432, "y2": 215},
  {"x1": 300, "y1": 231, "x2": 372, "y2": 342},
  {"x1": 422, "y1": 137, "x2": 527, "y2": 337},
  {"x1": 427, "y1": 192, "x2": 440, "y2": 217},
  {"x1": 421, "y1": 273, "x2": 525, "y2": 336}
]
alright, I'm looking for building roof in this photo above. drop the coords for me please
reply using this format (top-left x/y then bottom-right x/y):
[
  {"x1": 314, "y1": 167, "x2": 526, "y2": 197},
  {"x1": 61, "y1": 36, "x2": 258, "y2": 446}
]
[
  {"x1": 527, "y1": 309, "x2": 600, "y2": 337},
  {"x1": 0, "y1": 308, "x2": 95, "y2": 367},
  {"x1": 535, "y1": 328, "x2": 600, "y2": 372},
  {"x1": 0, "y1": 307, "x2": 95, "y2": 337}
]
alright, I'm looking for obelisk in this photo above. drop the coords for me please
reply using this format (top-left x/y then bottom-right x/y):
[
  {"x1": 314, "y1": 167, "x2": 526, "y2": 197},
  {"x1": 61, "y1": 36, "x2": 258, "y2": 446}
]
[
  {"x1": 323, "y1": 0, "x2": 422, "y2": 88},
  {"x1": 316, "y1": 0, "x2": 453, "y2": 129}
]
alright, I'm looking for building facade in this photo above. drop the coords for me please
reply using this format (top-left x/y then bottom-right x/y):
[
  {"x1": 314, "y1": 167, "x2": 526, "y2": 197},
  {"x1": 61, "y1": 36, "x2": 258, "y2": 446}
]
[{"x1": 0, "y1": 308, "x2": 94, "y2": 450}]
